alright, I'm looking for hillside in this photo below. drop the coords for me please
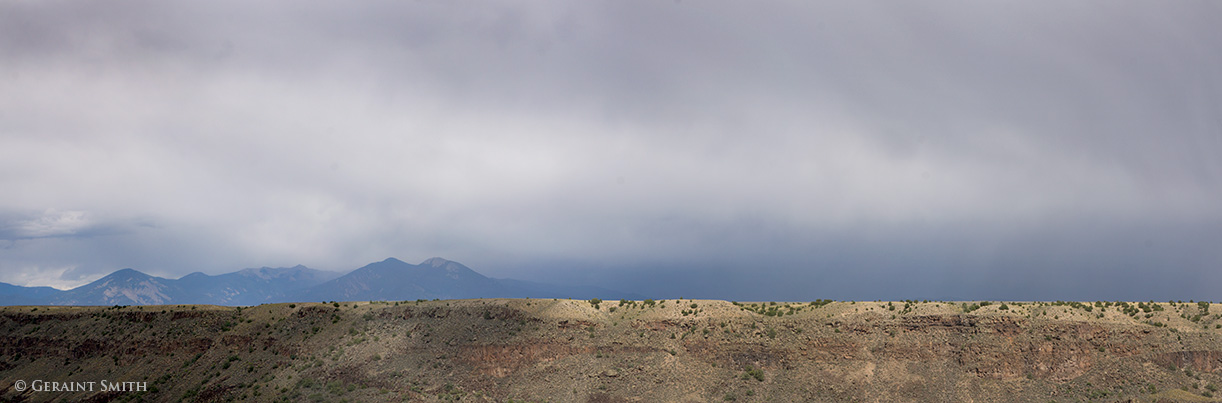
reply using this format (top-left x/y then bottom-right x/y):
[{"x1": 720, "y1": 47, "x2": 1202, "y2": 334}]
[{"x1": 2, "y1": 299, "x2": 1222, "y2": 402}]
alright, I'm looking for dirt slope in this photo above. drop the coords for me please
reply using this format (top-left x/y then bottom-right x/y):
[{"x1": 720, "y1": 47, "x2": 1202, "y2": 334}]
[{"x1": 3, "y1": 299, "x2": 1222, "y2": 402}]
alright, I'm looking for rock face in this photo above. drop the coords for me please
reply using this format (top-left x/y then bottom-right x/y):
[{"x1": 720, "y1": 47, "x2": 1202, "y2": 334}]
[{"x1": 2, "y1": 299, "x2": 1222, "y2": 402}]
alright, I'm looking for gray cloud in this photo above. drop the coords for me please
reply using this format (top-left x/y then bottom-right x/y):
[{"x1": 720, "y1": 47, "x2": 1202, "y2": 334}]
[{"x1": 1, "y1": 1, "x2": 1219, "y2": 299}]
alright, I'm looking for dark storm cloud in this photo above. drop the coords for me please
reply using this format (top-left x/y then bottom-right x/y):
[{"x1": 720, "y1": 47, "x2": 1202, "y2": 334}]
[{"x1": 1, "y1": 1, "x2": 1218, "y2": 298}]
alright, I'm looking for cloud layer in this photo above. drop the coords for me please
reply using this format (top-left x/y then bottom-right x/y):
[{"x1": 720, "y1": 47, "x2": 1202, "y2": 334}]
[{"x1": 2, "y1": 1, "x2": 1219, "y2": 298}]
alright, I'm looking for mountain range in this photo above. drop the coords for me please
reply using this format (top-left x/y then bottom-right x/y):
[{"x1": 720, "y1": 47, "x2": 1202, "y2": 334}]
[{"x1": 0, "y1": 257, "x2": 640, "y2": 306}]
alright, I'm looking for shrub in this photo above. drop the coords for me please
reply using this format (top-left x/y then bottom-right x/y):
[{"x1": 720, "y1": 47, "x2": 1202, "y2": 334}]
[
  {"x1": 809, "y1": 299, "x2": 833, "y2": 307},
  {"x1": 742, "y1": 366, "x2": 765, "y2": 382}
]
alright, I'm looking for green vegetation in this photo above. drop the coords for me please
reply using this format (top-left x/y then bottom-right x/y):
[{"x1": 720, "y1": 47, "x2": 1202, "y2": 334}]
[
  {"x1": 1047, "y1": 301, "x2": 1093, "y2": 312},
  {"x1": 962, "y1": 302, "x2": 988, "y2": 313},
  {"x1": 741, "y1": 366, "x2": 765, "y2": 382}
]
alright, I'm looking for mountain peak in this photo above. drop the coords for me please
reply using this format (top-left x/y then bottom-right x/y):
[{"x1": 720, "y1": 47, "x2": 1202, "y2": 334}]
[
  {"x1": 421, "y1": 257, "x2": 451, "y2": 267},
  {"x1": 108, "y1": 268, "x2": 151, "y2": 279},
  {"x1": 181, "y1": 272, "x2": 210, "y2": 280},
  {"x1": 300, "y1": 257, "x2": 499, "y2": 301}
]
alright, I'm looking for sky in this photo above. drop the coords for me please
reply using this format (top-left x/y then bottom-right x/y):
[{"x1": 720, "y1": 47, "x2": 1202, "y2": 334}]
[{"x1": 1, "y1": 1, "x2": 1220, "y2": 301}]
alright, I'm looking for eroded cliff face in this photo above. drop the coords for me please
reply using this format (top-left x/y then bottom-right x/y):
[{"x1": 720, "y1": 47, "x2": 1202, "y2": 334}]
[{"x1": 2, "y1": 300, "x2": 1221, "y2": 402}]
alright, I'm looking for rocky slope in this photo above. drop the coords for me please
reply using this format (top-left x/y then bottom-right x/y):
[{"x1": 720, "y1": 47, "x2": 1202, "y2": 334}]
[{"x1": 2, "y1": 299, "x2": 1222, "y2": 402}]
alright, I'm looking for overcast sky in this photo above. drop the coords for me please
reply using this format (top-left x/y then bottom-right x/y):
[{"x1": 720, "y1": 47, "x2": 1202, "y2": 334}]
[{"x1": 2, "y1": 1, "x2": 1220, "y2": 300}]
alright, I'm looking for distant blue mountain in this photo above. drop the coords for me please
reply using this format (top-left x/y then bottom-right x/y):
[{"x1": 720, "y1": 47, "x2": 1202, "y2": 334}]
[
  {"x1": 0, "y1": 258, "x2": 640, "y2": 306},
  {"x1": 295, "y1": 257, "x2": 510, "y2": 302},
  {"x1": 52, "y1": 268, "x2": 183, "y2": 305},
  {"x1": 0, "y1": 265, "x2": 336, "y2": 306},
  {"x1": 0, "y1": 282, "x2": 62, "y2": 305},
  {"x1": 174, "y1": 265, "x2": 341, "y2": 305}
]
